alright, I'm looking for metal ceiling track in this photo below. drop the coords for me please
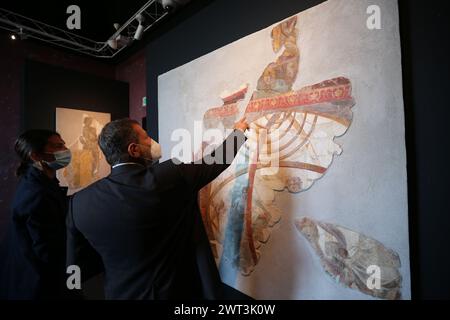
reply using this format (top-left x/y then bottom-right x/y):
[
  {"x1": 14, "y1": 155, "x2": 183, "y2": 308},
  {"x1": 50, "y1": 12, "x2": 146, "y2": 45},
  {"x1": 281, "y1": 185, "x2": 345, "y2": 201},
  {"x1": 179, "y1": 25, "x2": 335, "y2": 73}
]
[{"x1": 0, "y1": 0, "x2": 168, "y2": 58}]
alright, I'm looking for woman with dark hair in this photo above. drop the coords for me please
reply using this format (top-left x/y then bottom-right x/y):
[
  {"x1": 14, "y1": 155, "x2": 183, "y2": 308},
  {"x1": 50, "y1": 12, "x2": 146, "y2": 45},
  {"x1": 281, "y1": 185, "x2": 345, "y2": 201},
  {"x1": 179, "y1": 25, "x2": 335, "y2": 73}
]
[{"x1": 0, "y1": 129, "x2": 72, "y2": 299}]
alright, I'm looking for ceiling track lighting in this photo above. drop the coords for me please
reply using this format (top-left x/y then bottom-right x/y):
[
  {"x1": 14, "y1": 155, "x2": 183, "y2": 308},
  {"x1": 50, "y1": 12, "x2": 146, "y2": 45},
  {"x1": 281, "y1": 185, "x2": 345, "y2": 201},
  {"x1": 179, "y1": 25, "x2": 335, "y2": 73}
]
[{"x1": 0, "y1": 0, "x2": 192, "y2": 58}]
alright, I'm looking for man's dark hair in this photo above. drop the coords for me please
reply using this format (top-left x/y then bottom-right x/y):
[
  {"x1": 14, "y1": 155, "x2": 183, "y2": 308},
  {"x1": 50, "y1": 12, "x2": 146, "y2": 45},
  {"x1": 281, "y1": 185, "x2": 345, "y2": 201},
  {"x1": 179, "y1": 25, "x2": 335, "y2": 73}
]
[{"x1": 98, "y1": 118, "x2": 140, "y2": 166}]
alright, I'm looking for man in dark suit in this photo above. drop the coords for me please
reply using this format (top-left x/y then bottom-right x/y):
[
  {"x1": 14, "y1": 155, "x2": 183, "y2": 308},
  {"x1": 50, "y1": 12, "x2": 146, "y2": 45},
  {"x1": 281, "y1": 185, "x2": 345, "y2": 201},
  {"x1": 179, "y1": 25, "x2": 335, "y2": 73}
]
[{"x1": 66, "y1": 118, "x2": 248, "y2": 299}]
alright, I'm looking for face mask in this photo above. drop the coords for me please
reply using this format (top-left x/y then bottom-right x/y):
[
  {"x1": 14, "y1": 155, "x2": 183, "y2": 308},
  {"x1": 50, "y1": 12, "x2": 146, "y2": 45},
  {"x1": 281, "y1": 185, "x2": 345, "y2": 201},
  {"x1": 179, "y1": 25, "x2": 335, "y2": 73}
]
[
  {"x1": 138, "y1": 139, "x2": 162, "y2": 162},
  {"x1": 43, "y1": 149, "x2": 72, "y2": 170},
  {"x1": 150, "y1": 139, "x2": 162, "y2": 161}
]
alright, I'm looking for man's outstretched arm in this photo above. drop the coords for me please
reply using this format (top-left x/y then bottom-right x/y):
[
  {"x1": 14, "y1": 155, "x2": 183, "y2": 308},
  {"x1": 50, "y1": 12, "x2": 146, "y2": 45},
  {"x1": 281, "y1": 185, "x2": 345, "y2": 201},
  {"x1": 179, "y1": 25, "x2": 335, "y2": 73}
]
[{"x1": 177, "y1": 118, "x2": 249, "y2": 192}]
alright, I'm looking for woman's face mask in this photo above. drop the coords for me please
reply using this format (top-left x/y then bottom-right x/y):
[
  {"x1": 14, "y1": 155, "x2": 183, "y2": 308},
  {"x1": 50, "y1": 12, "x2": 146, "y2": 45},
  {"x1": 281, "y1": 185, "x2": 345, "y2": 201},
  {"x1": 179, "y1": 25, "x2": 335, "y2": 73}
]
[{"x1": 38, "y1": 149, "x2": 72, "y2": 170}]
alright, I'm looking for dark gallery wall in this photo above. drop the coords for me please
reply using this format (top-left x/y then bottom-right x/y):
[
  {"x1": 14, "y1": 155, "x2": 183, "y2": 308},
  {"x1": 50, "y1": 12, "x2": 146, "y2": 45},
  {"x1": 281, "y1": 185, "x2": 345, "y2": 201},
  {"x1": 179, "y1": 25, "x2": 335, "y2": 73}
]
[
  {"x1": 23, "y1": 61, "x2": 129, "y2": 132},
  {"x1": 145, "y1": 0, "x2": 450, "y2": 299},
  {"x1": 116, "y1": 50, "x2": 148, "y2": 126},
  {"x1": 398, "y1": 0, "x2": 450, "y2": 300}
]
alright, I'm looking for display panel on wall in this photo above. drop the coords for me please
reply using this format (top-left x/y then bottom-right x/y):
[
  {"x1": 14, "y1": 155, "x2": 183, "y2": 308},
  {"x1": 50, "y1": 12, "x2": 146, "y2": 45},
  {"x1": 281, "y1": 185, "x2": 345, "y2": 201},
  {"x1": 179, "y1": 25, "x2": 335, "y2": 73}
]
[
  {"x1": 55, "y1": 107, "x2": 111, "y2": 195},
  {"x1": 158, "y1": 0, "x2": 410, "y2": 299}
]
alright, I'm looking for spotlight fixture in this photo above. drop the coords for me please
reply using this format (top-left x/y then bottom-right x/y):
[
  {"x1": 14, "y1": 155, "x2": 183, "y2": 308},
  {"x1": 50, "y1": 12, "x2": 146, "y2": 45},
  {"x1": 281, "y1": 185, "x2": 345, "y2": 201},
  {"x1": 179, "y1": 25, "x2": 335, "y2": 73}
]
[
  {"x1": 0, "y1": 1, "x2": 189, "y2": 58},
  {"x1": 134, "y1": 14, "x2": 145, "y2": 40},
  {"x1": 158, "y1": 0, "x2": 191, "y2": 12},
  {"x1": 108, "y1": 23, "x2": 132, "y2": 50},
  {"x1": 107, "y1": 33, "x2": 132, "y2": 50},
  {"x1": 18, "y1": 28, "x2": 28, "y2": 40},
  {"x1": 159, "y1": 0, "x2": 176, "y2": 12},
  {"x1": 10, "y1": 27, "x2": 28, "y2": 40}
]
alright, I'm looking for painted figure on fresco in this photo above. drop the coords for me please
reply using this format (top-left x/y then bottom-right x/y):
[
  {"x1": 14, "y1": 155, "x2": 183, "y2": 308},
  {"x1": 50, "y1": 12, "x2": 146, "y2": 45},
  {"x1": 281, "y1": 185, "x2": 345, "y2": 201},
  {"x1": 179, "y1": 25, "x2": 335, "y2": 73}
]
[
  {"x1": 80, "y1": 116, "x2": 100, "y2": 177},
  {"x1": 59, "y1": 112, "x2": 109, "y2": 193},
  {"x1": 295, "y1": 217, "x2": 402, "y2": 300}
]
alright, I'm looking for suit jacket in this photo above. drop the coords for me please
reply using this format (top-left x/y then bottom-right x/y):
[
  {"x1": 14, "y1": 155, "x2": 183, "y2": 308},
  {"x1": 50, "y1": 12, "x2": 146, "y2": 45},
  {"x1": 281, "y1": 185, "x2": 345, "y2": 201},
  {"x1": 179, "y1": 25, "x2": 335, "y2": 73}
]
[
  {"x1": 66, "y1": 130, "x2": 246, "y2": 299},
  {"x1": 0, "y1": 166, "x2": 69, "y2": 300}
]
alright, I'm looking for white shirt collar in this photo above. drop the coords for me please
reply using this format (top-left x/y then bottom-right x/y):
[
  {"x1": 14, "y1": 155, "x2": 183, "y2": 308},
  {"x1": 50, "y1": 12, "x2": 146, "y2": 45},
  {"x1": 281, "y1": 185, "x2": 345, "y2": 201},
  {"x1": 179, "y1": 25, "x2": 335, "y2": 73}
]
[{"x1": 111, "y1": 162, "x2": 145, "y2": 169}]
